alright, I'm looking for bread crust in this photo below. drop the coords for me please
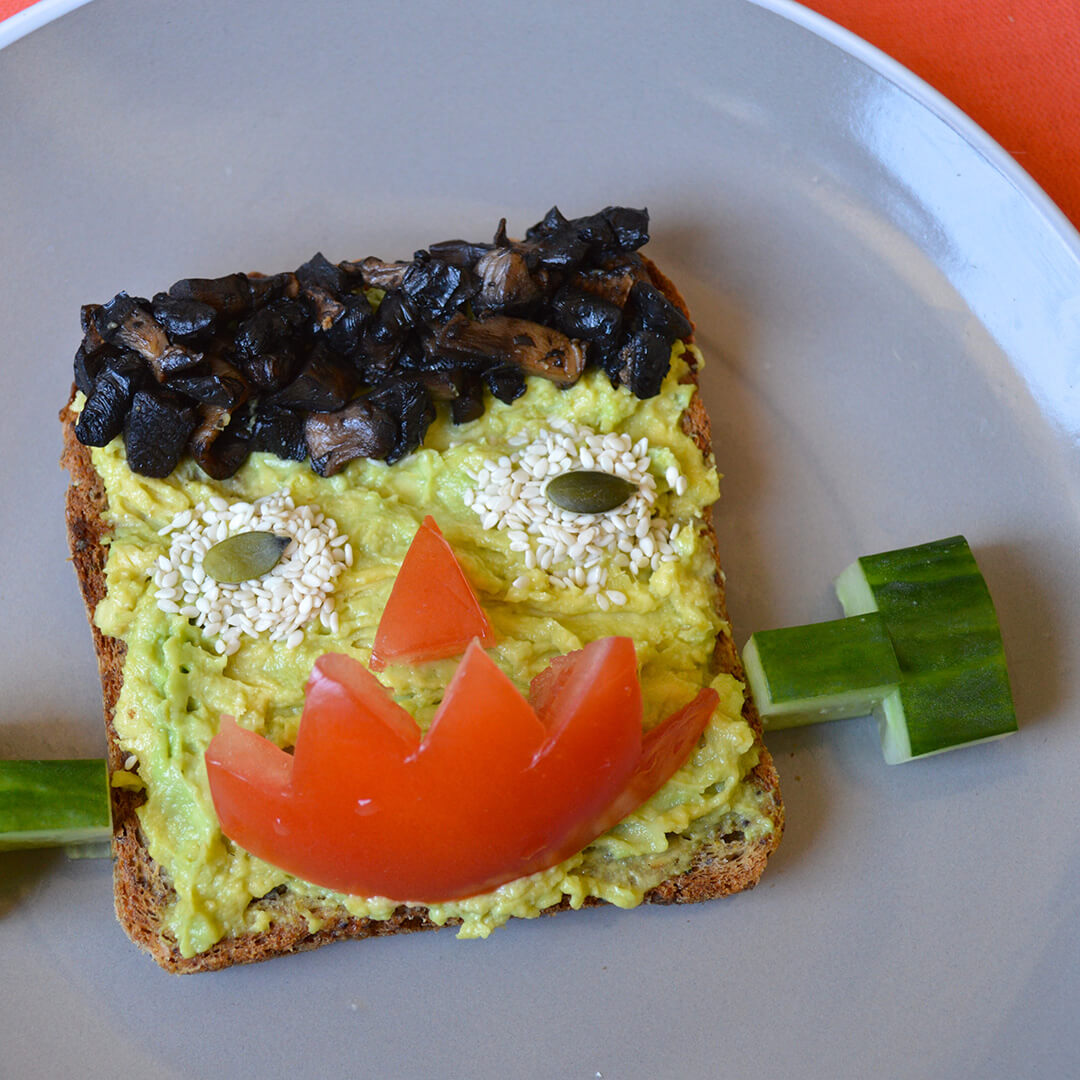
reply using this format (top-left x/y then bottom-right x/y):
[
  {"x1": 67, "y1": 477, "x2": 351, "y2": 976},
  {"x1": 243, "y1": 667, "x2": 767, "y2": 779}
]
[{"x1": 60, "y1": 257, "x2": 783, "y2": 973}]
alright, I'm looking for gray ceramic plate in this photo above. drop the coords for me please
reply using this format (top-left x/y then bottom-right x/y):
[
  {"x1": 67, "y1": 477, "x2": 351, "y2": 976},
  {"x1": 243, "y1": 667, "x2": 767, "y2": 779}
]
[{"x1": 2, "y1": 2, "x2": 1078, "y2": 1077}]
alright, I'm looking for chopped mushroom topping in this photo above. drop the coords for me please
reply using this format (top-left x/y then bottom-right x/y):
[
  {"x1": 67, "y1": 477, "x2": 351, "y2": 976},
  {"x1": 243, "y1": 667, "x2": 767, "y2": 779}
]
[
  {"x1": 305, "y1": 400, "x2": 396, "y2": 477},
  {"x1": 73, "y1": 206, "x2": 691, "y2": 478},
  {"x1": 433, "y1": 313, "x2": 586, "y2": 387}
]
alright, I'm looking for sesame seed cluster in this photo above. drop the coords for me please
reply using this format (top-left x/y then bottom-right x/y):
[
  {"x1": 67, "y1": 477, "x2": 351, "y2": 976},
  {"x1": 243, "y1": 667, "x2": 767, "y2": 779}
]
[
  {"x1": 462, "y1": 420, "x2": 686, "y2": 610},
  {"x1": 151, "y1": 492, "x2": 352, "y2": 656}
]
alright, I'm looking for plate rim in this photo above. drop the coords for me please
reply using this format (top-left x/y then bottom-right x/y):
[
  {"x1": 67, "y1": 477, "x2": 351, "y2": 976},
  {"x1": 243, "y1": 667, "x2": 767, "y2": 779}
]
[{"x1": 751, "y1": 0, "x2": 1080, "y2": 263}]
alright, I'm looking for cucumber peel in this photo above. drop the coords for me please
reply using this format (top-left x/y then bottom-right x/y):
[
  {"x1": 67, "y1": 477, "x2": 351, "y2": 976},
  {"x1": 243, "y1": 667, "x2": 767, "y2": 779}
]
[
  {"x1": 743, "y1": 535, "x2": 1018, "y2": 763},
  {"x1": 0, "y1": 759, "x2": 111, "y2": 851}
]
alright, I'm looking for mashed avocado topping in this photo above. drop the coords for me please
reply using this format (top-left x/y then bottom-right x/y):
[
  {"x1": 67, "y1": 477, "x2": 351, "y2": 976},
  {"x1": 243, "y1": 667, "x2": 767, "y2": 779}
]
[{"x1": 89, "y1": 345, "x2": 775, "y2": 955}]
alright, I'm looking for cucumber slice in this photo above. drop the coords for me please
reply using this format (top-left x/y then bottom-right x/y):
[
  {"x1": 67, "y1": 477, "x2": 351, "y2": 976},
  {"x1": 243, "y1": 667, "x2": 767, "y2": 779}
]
[
  {"x1": 0, "y1": 759, "x2": 111, "y2": 851},
  {"x1": 835, "y1": 535, "x2": 1017, "y2": 763},
  {"x1": 744, "y1": 613, "x2": 901, "y2": 729}
]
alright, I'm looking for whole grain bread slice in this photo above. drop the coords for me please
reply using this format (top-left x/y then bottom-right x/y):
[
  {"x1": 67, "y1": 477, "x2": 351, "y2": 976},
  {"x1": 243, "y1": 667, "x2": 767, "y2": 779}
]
[{"x1": 60, "y1": 256, "x2": 783, "y2": 973}]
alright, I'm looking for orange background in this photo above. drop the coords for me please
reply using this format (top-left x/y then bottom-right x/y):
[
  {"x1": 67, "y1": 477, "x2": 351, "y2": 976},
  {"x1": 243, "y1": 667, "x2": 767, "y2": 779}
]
[
  {"x1": 3, "y1": 0, "x2": 1079, "y2": 231},
  {"x1": 803, "y1": 0, "x2": 1080, "y2": 230}
]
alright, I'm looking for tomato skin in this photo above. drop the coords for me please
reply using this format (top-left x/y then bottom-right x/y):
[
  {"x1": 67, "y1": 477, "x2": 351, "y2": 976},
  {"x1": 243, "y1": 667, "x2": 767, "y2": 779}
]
[
  {"x1": 370, "y1": 517, "x2": 495, "y2": 670},
  {"x1": 204, "y1": 641, "x2": 717, "y2": 902},
  {"x1": 204, "y1": 717, "x2": 297, "y2": 862}
]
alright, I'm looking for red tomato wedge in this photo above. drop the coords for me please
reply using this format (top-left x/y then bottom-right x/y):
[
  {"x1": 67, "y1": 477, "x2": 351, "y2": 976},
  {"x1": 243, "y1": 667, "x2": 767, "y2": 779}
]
[
  {"x1": 369, "y1": 516, "x2": 495, "y2": 670},
  {"x1": 205, "y1": 639, "x2": 717, "y2": 902}
]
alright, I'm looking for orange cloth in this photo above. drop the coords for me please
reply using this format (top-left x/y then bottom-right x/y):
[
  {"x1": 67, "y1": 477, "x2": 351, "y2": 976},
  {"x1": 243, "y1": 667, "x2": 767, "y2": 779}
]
[
  {"x1": 3, "y1": 0, "x2": 1078, "y2": 229},
  {"x1": 804, "y1": 0, "x2": 1080, "y2": 231}
]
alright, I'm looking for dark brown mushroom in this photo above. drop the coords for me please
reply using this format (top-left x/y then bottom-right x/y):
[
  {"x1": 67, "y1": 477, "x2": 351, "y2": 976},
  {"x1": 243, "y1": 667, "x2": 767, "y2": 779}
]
[
  {"x1": 450, "y1": 373, "x2": 485, "y2": 424},
  {"x1": 168, "y1": 273, "x2": 251, "y2": 316},
  {"x1": 189, "y1": 405, "x2": 250, "y2": 480},
  {"x1": 342, "y1": 256, "x2": 410, "y2": 291},
  {"x1": 614, "y1": 329, "x2": 671, "y2": 399},
  {"x1": 251, "y1": 404, "x2": 308, "y2": 461},
  {"x1": 418, "y1": 369, "x2": 466, "y2": 401},
  {"x1": 267, "y1": 343, "x2": 359, "y2": 412},
  {"x1": 303, "y1": 286, "x2": 346, "y2": 331},
  {"x1": 366, "y1": 378, "x2": 435, "y2": 463},
  {"x1": 80, "y1": 304, "x2": 108, "y2": 353},
  {"x1": 401, "y1": 257, "x2": 476, "y2": 323},
  {"x1": 122, "y1": 390, "x2": 198, "y2": 477},
  {"x1": 471, "y1": 247, "x2": 542, "y2": 315},
  {"x1": 629, "y1": 280, "x2": 693, "y2": 341},
  {"x1": 295, "y1": 252, "x2": 347, "y2": 296},
  {"x1": 151, "y1": 293, "x2": 218, "y2": 339},
  {"x1": 74, "y1": 353, "x2": 143, "y2": 446},
  {"x1": 92, "y1": 295, "x2": 204, "y2": 382},
  {"x1": 170, "y1": 352, "x2": 249, "y2": 410},
  {"x1": 428, "y1": 237, "x2": 493, "y2": 267},
  {"x1": 433, "y1": 314, "x2": 586, "y2": 387},
  {"x1": 305, "y1": 400, "x2": 396, "y2": 476},
  {"x1": 570, "y1": 255, "x2": 649, "y2": 308},
  {"x1": 73, "y1": 342, "x2": 105, "y2": 397},
  {"x1": 247, "y1": 270, "x2": 300, "y2": 306}
]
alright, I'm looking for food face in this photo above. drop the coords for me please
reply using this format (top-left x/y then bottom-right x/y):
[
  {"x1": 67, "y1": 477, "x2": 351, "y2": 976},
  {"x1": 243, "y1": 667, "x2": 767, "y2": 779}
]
[{"x1": 70, "y1": 208, "x2": 781, "y2": 961}]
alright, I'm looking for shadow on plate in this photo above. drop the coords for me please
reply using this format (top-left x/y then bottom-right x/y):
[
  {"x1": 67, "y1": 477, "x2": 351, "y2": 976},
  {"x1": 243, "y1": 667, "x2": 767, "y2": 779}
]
[{"x1": 0, "y1": 848, "x2": 64, "y2": 917}]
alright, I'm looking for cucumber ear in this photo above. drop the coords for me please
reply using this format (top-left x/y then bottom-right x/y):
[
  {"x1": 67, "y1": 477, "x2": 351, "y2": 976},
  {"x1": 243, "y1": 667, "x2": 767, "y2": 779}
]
[
  {"x1": 743, "y1": 535, "x2": 1018, "y2": 764},
  {"x1": 0, "y1": 759, "x2": 111, "y2": 851},
  {"x1": 837, "y1": 536, "x2": 1017, "y2": 763}
]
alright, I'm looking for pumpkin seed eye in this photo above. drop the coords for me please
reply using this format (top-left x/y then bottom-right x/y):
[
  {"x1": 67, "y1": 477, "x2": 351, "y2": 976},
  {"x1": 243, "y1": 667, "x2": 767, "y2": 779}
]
[
  {"x1": 202, "y1": 531, "x2": 291, "y2": 583},
  {"x1": 544, "y1": 470, "x2": 637, "y2": 514}
]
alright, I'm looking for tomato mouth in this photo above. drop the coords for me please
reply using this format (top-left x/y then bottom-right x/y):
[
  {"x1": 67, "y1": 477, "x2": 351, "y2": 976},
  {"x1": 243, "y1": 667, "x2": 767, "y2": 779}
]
[
  {"x1": 204, "y1": 515, "x2": 718, "y2": 903},
  {"x1": 206, "y1": 640, "x2": 717, "y2": 903}
]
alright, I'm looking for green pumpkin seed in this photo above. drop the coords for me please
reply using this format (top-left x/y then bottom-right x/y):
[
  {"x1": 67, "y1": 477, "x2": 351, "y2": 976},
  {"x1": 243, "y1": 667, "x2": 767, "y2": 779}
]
[
  {"x1": 545, "y1": 470, "x2": 637, "y2": 514},
  {"x1": 202, "y1": 531, "x2": 291, "y2": 583}
]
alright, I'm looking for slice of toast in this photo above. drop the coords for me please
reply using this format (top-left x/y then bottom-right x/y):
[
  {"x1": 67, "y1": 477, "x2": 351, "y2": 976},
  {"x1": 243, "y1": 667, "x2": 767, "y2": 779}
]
[{"x1": 61, "y1": 248, "x2": 783, "y2": 973}]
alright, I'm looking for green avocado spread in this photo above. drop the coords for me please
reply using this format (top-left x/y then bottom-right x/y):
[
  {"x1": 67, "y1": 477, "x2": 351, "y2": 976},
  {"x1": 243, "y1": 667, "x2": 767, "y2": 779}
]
[{"x1": 86, "y1": 345, "x2": 775, "y2": 956}]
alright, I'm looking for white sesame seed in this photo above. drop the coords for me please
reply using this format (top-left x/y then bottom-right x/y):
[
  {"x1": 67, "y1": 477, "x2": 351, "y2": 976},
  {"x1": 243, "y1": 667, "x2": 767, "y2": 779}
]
[
  {"x1": 607, "y1": 590, "x2": 627, "y2": 606},
  {"x1": 150, "y1": 492, "x2": 351, "y2": 656},
  {"x1": 462, "y1": 424, "x2": 688, "y2": 609}
]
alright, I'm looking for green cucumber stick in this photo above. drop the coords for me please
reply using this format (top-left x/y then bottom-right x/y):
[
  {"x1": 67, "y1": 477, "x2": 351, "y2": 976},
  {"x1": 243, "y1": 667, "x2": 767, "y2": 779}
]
[
  {"x1": 0, "y1": 759, "x2": 111, "y2": 851},
  {"x1": 744, "y1": 612, "x2": 901, "y2": 729}
]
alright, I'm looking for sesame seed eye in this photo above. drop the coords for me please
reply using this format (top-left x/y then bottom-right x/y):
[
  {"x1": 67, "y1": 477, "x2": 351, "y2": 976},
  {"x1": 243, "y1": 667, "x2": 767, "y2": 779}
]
[
  {"x1": 463, "y1": 422, "x2": 684, "y2": 605},
  {"x1": 150, "y1": 492, "x2": 350, "y2": 656}
]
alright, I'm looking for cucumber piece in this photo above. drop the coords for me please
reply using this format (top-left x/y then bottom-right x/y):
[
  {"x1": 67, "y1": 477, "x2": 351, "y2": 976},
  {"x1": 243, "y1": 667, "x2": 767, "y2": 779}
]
[
  {"x1": 744, "y1": 613, "x2": 901, "y2": 729},
  {"x1": 835, "y1": 535, "x2": 1017, "y2": 763},
  {"x1": 0, "y1": 759, "x2": 111, "y2": 851}
]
